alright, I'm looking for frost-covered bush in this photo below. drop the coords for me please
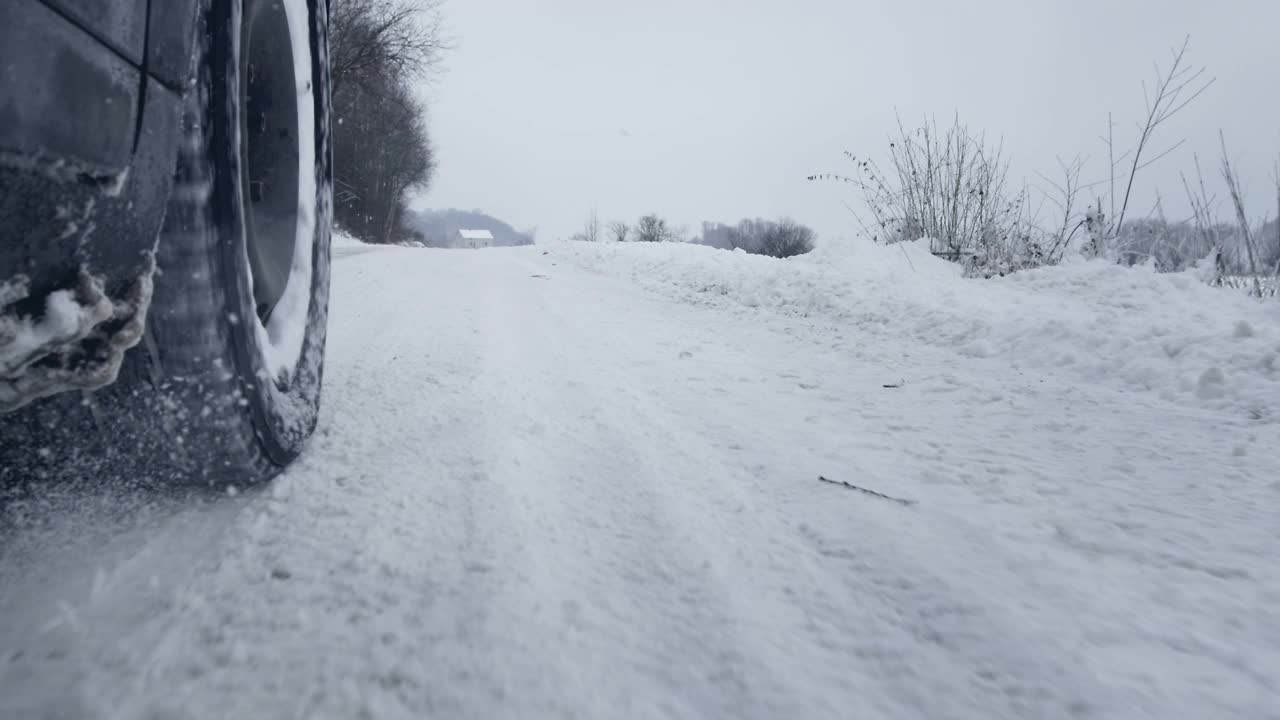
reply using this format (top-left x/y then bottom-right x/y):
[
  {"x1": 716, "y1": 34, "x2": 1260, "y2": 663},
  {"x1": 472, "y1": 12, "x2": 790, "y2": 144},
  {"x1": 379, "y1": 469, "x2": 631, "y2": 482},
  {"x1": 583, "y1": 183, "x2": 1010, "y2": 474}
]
[
  {"x1": 1112, "y1": 218, "x2": 1218, "y2": 271},
  {"x1": 812, "y1": 116, "x2": 1051, "y2": 276}
]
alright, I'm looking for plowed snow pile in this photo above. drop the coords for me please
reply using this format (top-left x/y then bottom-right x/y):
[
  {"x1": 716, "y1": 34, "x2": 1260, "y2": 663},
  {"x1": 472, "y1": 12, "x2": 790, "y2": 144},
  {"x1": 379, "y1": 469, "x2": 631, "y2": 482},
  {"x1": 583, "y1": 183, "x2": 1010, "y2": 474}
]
[{"x1": 556, "y1": 239, "x2": 1279, "y2": 420}]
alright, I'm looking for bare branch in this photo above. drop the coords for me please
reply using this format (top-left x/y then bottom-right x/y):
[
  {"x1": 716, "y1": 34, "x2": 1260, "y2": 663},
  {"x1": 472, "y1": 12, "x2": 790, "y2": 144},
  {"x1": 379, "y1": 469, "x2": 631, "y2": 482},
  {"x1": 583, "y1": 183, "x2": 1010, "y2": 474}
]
[
  {"x1": 1220, "y1": 132, "x2": 1263, "y2": 294},
  {"x1": 1112, "y1": 36, "x2": 1215, "y2": 237}
]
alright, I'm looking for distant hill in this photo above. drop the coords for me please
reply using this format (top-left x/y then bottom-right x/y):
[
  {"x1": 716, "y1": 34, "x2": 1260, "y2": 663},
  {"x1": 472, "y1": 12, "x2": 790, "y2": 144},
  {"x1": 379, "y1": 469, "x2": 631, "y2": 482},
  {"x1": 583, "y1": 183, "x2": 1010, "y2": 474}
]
[{"x1": 403, "y1": 208, "x2": 535, "y2": 248}]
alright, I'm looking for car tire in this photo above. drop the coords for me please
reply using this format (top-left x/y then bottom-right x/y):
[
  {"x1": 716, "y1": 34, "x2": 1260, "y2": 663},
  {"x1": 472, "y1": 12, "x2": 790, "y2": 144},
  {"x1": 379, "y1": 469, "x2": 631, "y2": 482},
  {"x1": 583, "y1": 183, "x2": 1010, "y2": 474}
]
[{"x1": 0, "y1": 0, "x2": 332, "y2": 491}]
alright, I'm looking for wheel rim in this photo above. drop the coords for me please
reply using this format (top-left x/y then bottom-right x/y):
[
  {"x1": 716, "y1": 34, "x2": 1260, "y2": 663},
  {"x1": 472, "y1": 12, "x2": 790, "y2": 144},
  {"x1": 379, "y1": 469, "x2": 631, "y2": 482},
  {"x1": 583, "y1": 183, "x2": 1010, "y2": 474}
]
[
  {"x1": 236, "y1": 0, "x2": 318, "y2": 385},
  {"x1": 240, "y1": 0, "x2": 300, "y2": 324}
]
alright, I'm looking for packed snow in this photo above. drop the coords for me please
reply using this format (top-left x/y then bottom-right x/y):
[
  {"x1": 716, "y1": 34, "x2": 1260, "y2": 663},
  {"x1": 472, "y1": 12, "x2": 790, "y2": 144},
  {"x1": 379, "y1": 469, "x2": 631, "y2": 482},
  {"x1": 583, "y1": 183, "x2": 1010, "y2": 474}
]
[{"x1": 1, "y1": 234, "x2": 1277, "y2": 719}]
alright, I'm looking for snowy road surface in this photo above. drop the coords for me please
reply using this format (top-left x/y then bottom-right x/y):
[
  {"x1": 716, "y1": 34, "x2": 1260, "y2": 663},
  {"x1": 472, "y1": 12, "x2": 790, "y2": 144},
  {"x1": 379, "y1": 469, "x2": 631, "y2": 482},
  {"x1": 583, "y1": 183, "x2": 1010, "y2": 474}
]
[{"x1": 2, "y1": 239, "x2": 1278, "y2": 719}]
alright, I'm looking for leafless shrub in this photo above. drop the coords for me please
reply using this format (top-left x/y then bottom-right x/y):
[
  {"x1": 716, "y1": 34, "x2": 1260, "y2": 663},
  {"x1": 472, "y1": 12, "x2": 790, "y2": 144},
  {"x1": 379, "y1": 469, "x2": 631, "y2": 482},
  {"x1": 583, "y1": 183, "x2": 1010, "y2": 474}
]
[
  {"x1": 811, "y1": 115, "x2": 1044, "y2": 274},
  {"x1": 634, "y1": 214, "x2": 677, "y2": 242},
  {"x1": 1181, "y1": 154, "x2": 1221, "y2": 273},
  {"x1": 726, "y1": 218, "x2": 816, "y2": 258},
  {"x1": 607, "y1": 221, "x2": 630, "y2": 243},
  {"x1": 807, "y1": 38, "x2": 1279, "y2": 292},
  {"x1": 757, "y1": 219, "x2": 816, "y2": 258},
  {"x1": 1037, "y1": 156, "x2": 1087, "y2": 261},
  {"x1": 1220, "y1": 134, "x2": 1266, "y2": 297}
]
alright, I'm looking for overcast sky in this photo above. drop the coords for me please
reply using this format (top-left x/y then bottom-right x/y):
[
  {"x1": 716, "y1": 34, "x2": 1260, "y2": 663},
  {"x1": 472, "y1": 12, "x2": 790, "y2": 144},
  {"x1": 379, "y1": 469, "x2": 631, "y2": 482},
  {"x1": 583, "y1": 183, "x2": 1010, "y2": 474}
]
[{"x1": 415, "y1": 0, "x2": 1280, "y2": 244}]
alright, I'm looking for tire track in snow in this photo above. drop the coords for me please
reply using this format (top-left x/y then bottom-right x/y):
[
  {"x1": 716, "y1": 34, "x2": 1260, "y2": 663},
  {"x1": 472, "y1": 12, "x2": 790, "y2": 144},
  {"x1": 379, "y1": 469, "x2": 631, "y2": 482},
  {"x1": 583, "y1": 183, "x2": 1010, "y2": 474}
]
[
  {"x1": 495, "y1": 256, "x2": 1115, "y2": 720},
  {"x1": 3, "y1": 244, "x2": 1277, "y2": 719}
]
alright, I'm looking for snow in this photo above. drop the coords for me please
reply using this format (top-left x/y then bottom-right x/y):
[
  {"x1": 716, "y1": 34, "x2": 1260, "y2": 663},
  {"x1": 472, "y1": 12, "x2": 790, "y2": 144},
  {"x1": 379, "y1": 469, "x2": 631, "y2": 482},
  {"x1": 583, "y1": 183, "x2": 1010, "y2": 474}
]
[
  {"x1": 1, "y1": 264, "x2": 155, "y2": 412},
  {"x1": 2, "y1": 240, "x2": 1277, "y2": 718},
  {"x1": 557, "y1": 238, "x2": 1280, "y2": 421},
  {"x1": 1, "y1": 289, "x2": 86, "y2": 373},
  {"x1": 0, "y1": 282, "x2": 106, "y2": 378},
  {"x1": 331, "y1": 229, "x2": 366, "y2": 249}
]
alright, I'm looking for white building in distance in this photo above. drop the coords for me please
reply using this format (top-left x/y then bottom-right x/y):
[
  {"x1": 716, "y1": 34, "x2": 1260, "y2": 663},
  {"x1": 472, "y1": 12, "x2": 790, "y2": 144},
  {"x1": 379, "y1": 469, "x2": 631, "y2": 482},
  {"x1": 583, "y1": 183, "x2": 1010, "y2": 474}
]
[{"x1": 456, "y1": 229, "x2": 495, "y2": 249}]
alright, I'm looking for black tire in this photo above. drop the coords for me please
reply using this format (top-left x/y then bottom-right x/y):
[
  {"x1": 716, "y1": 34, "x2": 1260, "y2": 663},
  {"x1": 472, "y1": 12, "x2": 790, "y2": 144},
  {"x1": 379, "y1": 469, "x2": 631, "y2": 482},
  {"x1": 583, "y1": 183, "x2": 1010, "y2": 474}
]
[{"x1": 0, "y1": 0, "x2": 332, "y2": 491}]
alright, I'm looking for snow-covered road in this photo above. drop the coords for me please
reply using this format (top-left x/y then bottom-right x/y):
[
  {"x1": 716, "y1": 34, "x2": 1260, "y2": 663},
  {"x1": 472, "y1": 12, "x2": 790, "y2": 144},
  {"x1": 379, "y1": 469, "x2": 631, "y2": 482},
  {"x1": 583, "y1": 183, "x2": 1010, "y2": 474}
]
[{"x1": 2, "y1": 241, "x2": 1277, "y2": 719}]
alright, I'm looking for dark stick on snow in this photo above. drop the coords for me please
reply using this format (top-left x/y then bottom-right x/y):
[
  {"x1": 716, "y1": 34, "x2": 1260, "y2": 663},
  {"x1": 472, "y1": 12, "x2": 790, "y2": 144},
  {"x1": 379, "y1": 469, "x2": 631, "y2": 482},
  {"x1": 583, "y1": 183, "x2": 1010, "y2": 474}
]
[{"x1": 818, "y1": 476, "x2": 916, "y2": 506}]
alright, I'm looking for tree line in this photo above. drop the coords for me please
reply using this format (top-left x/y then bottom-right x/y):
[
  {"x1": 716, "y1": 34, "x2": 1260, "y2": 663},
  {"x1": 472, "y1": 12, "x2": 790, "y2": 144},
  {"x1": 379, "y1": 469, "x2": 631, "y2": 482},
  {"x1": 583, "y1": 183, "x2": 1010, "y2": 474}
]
[
  {"x1": 573, "y1": 211, "x2": 816, "y2": 258},
  {"x1": 330, "y1": 0, "x2": 447, "y2": 243}
]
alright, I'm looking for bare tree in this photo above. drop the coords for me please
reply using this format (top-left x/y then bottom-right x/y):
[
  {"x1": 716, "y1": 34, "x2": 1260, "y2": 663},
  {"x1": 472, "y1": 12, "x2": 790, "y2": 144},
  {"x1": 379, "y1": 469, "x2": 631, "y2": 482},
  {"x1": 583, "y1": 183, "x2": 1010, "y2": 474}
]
[
  {"x1": 571, "y1": 209, "x2": 601, "y2": 242},
  {"x1": 696, "y1": 221, "x2": 734, "y2": 249},
  {"x1": 329, "y1": 0, "x2": 448, "y2": 243},
  {"x1": 331, "y1": 0, "x2": 448, "y2": 95},
  {"x1": 607, "y1": 221, "x2": 630, "y2": 243},
  {"x1": 726, "y1": 219, "x2": 760, "y2": 253},
  {"x1": 333, "y1": 68, "x2": 435, "y2": 243},
  {"x1": 635, "y1": 214, "x2": 673, "y2": 242}
]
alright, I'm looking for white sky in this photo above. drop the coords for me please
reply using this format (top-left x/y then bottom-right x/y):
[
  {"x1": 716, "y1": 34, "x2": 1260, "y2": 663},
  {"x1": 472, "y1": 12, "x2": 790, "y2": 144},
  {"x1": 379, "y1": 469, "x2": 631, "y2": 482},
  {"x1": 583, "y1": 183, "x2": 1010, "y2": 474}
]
[{"x1": 415, "y1": 0, "x2": 1280, "y2": 243}]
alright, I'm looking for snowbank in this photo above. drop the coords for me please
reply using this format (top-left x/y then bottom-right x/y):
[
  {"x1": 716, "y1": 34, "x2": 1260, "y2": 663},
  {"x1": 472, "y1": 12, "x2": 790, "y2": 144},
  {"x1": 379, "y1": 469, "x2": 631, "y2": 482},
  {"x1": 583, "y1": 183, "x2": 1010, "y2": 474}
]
[
  {"x1": 553, "y1": 239, "x2": 1280, "y2": 420},
  {"x1": 331, "y1": 230, "x2": 365, "y2": 248}
]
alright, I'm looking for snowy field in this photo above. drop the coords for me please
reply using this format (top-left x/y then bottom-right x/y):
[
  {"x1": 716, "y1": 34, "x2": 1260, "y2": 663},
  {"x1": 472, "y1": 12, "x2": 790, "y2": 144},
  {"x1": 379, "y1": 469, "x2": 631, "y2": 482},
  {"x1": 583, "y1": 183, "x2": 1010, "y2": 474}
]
[{"x1": 1, "y1": 235, "x2": 1277, "y2": 719}]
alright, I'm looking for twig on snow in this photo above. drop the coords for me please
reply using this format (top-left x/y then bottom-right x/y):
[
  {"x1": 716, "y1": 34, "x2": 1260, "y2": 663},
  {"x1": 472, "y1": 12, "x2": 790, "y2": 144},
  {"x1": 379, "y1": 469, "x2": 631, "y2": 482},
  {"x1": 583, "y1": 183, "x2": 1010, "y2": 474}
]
[{"x1": 818, "y1": 476, "x2": 916, "y2": 506}]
